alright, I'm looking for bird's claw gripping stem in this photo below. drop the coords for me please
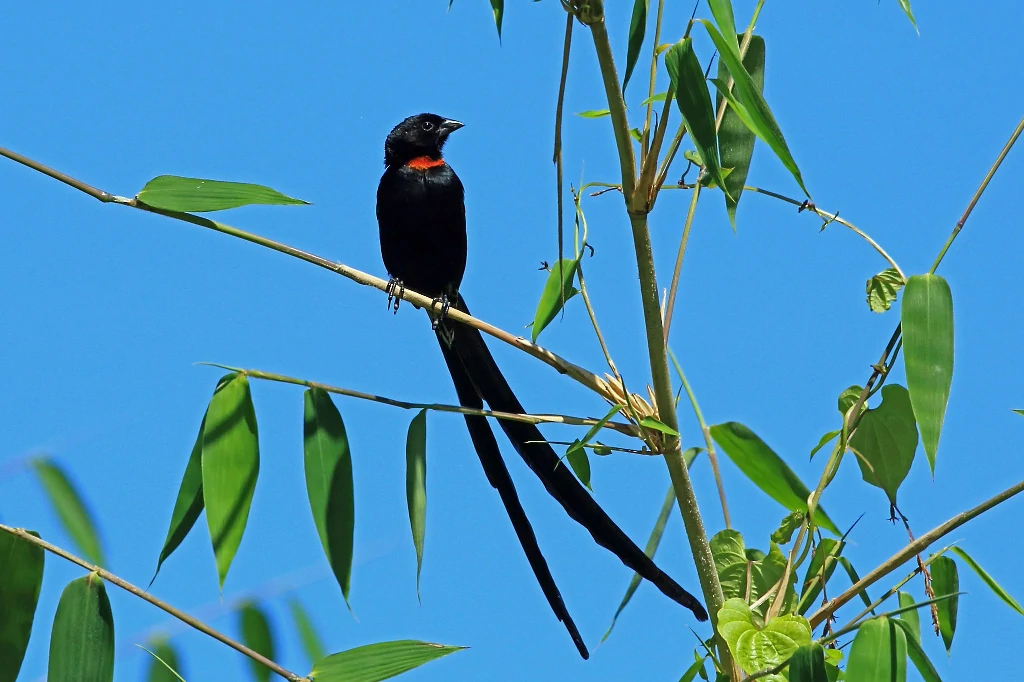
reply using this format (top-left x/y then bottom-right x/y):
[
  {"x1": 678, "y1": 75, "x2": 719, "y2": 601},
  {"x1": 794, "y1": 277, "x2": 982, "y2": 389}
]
[
  {"x1": 386, "y1": 277, "x2": 405, "y2": 314},
  {"x1": 430, "y1": 293, "x2": 451, "y2": 330}
]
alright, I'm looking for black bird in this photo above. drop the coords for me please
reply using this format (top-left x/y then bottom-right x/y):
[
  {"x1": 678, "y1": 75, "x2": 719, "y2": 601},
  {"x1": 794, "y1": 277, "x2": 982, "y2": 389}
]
[{"x1": 375, "y1": 113, "x2": 708, "y2": 657}]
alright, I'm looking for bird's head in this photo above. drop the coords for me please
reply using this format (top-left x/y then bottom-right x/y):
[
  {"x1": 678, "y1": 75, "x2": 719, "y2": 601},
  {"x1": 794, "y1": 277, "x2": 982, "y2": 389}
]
[{"x1": 384, "y1": 113, "x2": 464, "y2": 167}]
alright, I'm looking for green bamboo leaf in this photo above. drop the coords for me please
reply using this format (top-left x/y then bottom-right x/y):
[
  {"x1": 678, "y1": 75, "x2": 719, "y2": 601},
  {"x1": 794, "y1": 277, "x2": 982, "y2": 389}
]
[
  {"x1": 718, "y1": 598, "x2": 810, "y2": 675},
  {"x1": 797, "y1": 539, "x2": 845, "y2": 615},
  {"x1": 707, "y1": 0, "x2": 738, "y2": 52},
  {"x1": 602, "y1": 484, "x2": 675, "y2": 643},
  {"x1": 309, "y1": 640, "x2": 465, "y2": 682},
  {"x1": 142, "y1": 641, "x2": 186, "y2": 682},
  {"x1": 844, "y1": 617, "x2": 906, "y2": 682},
  {"x1": 678, "y1": 657, "x2": 706, "y2": 682},
  {"x1": 602, "y1": 447, "x2": 699, "y2": 643},
  {"x1": 949, "y1": 546, "x2": 1024, "y2": 616},
  {"x1": 640, "y1": 416, "x2": 680, "y2": 437},
  {"x1": 710, "y1": 422, "x2": 840, "y2": 534},
  {"x1": 897, "y1": 592, "x2": 920, "y2": 642},
  {"x1": 48, "y1": 573, "x2": 115, "y2": 682},
  {"x1": 665, "y1": 38, "x2": 731, "y2": 199},
  {"x1": 931, "y1": 556, "x2": 959, "y2": 652},
  {"x1": 152, "y1": 414, "x2": 206, "y2": 586},
  {"x1": 700, "y1": 20, "x2": 809, "y2": 198},
  {"x1": 135, "y1": 175, "x2": 308, "y2": 212},
  {"x1": 896, "y1": 0, "x2": 919, "y2": 34},
  {"x1": 809, "y1": 430, "x2": 839, "y2": 460},
  {"x1": 901, "y1": 274, "x2": 954, "y2": 473},
  {"x1": 836, "y1": 557, "x2": 875, "y2": 609},
  {"x1": 640, "y1": 91, "x2": 668, "y2": 106},
  {"x1": 288, "y1": 597, "x2": 327, "y2": 666},
  {"x1": 565, "y1": 440, "x2": 592, "y2": 490},
  {"x1": 622, "y1": 0, "x2": 649, "y2": 91},
  {"x1": 715, "y1": 35, "x2": 765, "y2": 228},
  {"x1": 788, "y1": 642, "x2": 828, "y2": 682},
  {"x1": 531, "y1": 257, "x2": 580, "y2": 341},
  {"x1": 866, "y1": 268, "x2": 905, "y2": 313},
  {"x1": 891, "y1": 619, "x2": 941, "y2": 682},
  {"x1": 239, "y1": 602, "x2": 276, "y2": 682},
  {"x1": 576, "y1": 109, "x2": 611, "y2": 118},
  {"x1": 32, "y1": 457, "x2": 106, "y2": 567},
  {"x1": 203, "y1": 373, "x2": 260, "y2": 590},
  {"x1": 490, "y1": 0, "x2": 503, "y2": 42},
  {"x1": 0, "y1": 530, "x2": 44, "y2": 682},
  {"x1": 848, "y1": 384, "x2": 918, "y2": 506},
  {"x1": 406, "y1": 409, "x2": 427, "y2": 599},
  {"x1": 304, "y1": 388, "x2": 355, "y2": 606}
]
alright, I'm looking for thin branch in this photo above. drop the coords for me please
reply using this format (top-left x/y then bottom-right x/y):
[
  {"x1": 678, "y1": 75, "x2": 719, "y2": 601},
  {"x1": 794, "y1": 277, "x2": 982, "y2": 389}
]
[
  {"x1": 554, "y1": 12, "x2": 574, "y2": 303},
  {"x1": 808, "y1": 479, "x2": 1024, "y2": 628},
  {"x1": 0, "y1": 524, "x2": 306, "y2": 682},
  {"x1": 0, "y1": 145, "x2": 613, "y2": 401},
  {"x1": 929, "y1": 115, "x2": 1024, "y2": 273},
  {"x1": 640, "y1": 0, "x2": 667, "y2": 168},
  {"x1": 661, "y1": 181, "x2": 701, "y2": 340},
  {"x1": 203, "y1": 363, "x2": 638, "y2": 436},
  {"x1": 669, "y1": 350, "x2": 730, "y2": 528}
]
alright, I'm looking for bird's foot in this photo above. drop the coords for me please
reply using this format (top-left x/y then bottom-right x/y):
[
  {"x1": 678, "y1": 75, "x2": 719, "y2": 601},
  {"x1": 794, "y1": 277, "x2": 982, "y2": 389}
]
[
  {"x1": 386, "y1": 277, "x2": 405, "y2": 314},
  {"x1": 429, "y1": 293, "x2": 451, "y2": 330}
]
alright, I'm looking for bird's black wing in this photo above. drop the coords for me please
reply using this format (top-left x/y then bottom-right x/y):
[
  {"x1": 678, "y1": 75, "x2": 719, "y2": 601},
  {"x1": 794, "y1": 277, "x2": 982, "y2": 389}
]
[
  {"x1": 446, "y1": 295, "x2": 709, "y2": 622},
  {"x1": 437, "y1": 331, "x2": 590, "y2": 658}
]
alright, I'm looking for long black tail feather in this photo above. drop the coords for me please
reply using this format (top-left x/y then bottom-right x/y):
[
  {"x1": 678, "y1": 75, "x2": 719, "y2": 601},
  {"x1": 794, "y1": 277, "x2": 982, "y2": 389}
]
[
  {"x1": 437, "y1": 333, "x2": 590, "y2": 658},
  {"x1": 445, "y1": 295, "x2": 708, "y2": 622}
]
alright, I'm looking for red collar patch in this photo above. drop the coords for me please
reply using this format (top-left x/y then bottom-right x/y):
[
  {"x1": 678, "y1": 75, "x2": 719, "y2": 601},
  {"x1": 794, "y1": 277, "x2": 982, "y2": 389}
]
[{"x1": 406, "y1": 156, "x2": 446, "y2": 170}]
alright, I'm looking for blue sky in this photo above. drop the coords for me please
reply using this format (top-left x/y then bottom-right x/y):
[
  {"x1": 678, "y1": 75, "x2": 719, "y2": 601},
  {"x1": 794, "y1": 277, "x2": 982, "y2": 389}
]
[{"x1": 2, "y1": 2, "x2": 1022, "y2": 680}]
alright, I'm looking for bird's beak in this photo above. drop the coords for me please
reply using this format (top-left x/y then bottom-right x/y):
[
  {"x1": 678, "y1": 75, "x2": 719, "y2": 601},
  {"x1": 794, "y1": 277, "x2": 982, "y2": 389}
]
[{"x1": 439, "y1": 119, "x2": 464, "y2": 136}]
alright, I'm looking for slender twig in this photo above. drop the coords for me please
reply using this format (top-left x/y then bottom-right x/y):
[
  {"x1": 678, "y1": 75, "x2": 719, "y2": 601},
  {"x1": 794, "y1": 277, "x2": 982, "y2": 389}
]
[
  {"x1": 202, "y1": 363, "x2": 638, "y2": 436},
  {"x1": 669, "y1": 350, "x2": 730, "y2": 528},
  {"x1": 0, "y1": 524, "x2": 306, "y2": 682},
  {"x1": 809, "y1": 479, "x2": 1024, "y2": 628},
  {"x1": 554, "y1": 13, "x2": 574, "y2": 304},
  {"x1": 640, "y1": 0, "x2": 667, "y2": 169},
  {"x1": 929, "y1": 115, "x2": 1024, "y2": 273},
  {"x1": 581, "y1": 4, "x2": 727, "y2": 675},
  {"x1": 0, "y1": 145, "x2": 613, "y2": 401},
  {"x1": 662, "y1": 181, "x2": 701, "y2": 340}
]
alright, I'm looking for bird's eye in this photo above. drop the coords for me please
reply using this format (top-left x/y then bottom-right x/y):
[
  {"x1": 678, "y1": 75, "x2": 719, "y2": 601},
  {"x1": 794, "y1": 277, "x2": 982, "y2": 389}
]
[{"x1": 422, "y1": 121, "x2": 435, "y2": 131}]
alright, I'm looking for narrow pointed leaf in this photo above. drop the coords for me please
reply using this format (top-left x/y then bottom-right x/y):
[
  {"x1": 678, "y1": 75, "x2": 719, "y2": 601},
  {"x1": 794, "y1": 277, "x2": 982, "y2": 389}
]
[
  {"x1": 707, "y1": 0, "x2": 738, "y2": 52},
  {"x1": 304, "y1": 388, "x2": 355, "y2": 605},
  {"x1": 0, "y1": 530, "x2": 44, "y2": 682},
  {"x1": 622, "y1": 0, "x2": 649, "y2": 91},
  {"x1": 48, "y1": 573, "x2": 115, "y2": 682},
  {"x1": 715, "y1": 35, "x2": 765, "y2": 228},
  {"x1": 152, "y1": 415, "x2": 206, "y2": 585},
  {"x1": 891, "y1": 619, "x2": 941, "y2": 682},
  {"x1": 576, "y1": 109, "x2": 611, "y2": 118},
  {"x1": 788, "y1": 642, "x2": 828, "y2": 682},
  {"x1": 710, "y1": 422, "x2": 839, "y2": 534},
  {"x1": 142, "y1": 641, "x2": 186, "y2": 682},
  {"x1": 896, "y1": 0, "x2": 919, "y2": 33},
  {"x1": 531, "y1": 257, "x2": 580, "y2": 341},
  {"x1": 678, "y1": 657, "x2": 706, "y2": 682},
  {"x1": 565, "y1": 440, "x2": 592, "y2": 490},
  {"x1": 844, "y1": 617, "x2": 906, "y2": 682},
  {"x1": 866, "y1": 268, "x2": 905, "y2": 313},
  {"x1": 405, "y1": 409, "x2": 428, "y2": 599},
  {"x1": 309, "y1": 640, "x2": 465, "y2": 682},
  {"x1": 136, "y1": 175, "x2": 308, "y2": 212},
  {"x1": 897, "y1": 592, "x2": 920, "y2": 641},
  {"x1": 665, "y1": 38, "x2": 731, "y2": 198},
  {"x1": 849, "y1": 384, "x2": 918, "y2": 506},
  {"x1": 32, "y1": 458, "x2": 105, "y2": 567},
  {"x1": 931, "y1": 556, "x2": 959, "y2": 652},
  {"x1": 901, "y1": 274, "x2": 954, "y2": 473},
  {"x1": 289, "y1": 597, "x2": 327, "y2": 665},
  {"x1": 202, "y1": 373, "x2": 260, "y2": 590},
  {"x1": 809, "y1": 430, "x2": 839, "y2": 460},
  {"x1": 602, "y1": 484, "x2": 675, "y2": 642},
  {"x1": 489, "y1": 0, "x2": 503, "y2": 41},
  {"x1": 949, "y1": 546, "x2": 1024, "y2": 616},
  {"x1": 837, "y1": 557, "x2": 875, "y2": 609},
  {"x1": 640, "y1": 91, "x2": 668, "y2": 106},
  {"x1": 798, "y1": 539, "x2": 844, "y2": 614},
  {"x1": 239, "y1": 602, "x2": 276, "y2": 682},
  {"x1": 700, "y1": 20, "x2": 809, "y2": 197},
  {"x1": 640, "y1": 416, "x2": 680, "y2": 437}
]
